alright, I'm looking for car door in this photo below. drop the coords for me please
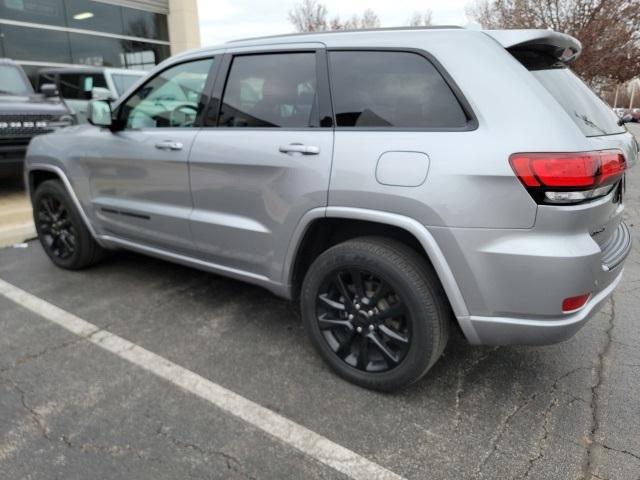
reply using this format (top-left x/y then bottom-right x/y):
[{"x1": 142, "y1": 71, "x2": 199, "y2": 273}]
[
  {"x1": 82, "y1": 56, "x2": 217, "y2": 255},
  {"x1": 188, "y1": 45, "x2": 334, "y2": 282}
]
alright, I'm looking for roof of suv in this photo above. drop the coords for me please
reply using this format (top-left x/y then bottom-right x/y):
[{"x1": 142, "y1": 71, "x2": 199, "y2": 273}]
[{"x1": 171, "y1": 26, "x2": 581, "y2": 63}]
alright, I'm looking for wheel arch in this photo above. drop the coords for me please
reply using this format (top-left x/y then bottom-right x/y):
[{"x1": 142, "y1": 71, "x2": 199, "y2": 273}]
[
  {"x1": 286, "y1": 207, "x2": 469, "y2": 318},
  {"x1": 27, "y1": 164, "x2": 102, "y2": 243}
]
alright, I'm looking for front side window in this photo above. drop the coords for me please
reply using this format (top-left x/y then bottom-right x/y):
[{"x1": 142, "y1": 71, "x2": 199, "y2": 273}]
[
  {"x1": 218, "y1": 53, "x2": 318, "y2": 128},
  {"x1": 329, "y1": 51, "x2": 468, "y2": 128},
  {"x1": 120, "y1": 58, "x2": 213, "y2": 129}
]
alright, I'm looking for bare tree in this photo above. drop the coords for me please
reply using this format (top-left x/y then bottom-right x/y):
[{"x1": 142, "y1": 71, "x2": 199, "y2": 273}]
[
  {"x1": 467, "y1": 0, "x2": 640, "y2": 87},
  {"x1": 288, "y1": 2, "x2": 379, "y2": 32},
  {"x1": 408, "y1": 11, "x2": 433, "y2": 27},
  {"x1": 288, "y1": 0, "x2": 328, "y2": 32}
]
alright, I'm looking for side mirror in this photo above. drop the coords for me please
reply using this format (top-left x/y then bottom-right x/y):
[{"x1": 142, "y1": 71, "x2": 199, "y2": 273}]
[
  {"x1": 40, "y1": 83, "x2": 59, "y2": 98},
  {"x1": 92, "y1": 87, "x2": 114, "y2": 101},
  {"x1": 87, "y1": 100, "x2": 113, "y2": 127}
]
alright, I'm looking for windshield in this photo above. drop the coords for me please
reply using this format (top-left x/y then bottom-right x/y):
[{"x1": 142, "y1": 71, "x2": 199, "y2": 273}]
[
  {"x1": 111, "y1": 73, "x2": 145, "y2": 96},
  {"x1": 0, "y1": 65, "x2": 33, "y2": 96},
  {"x1": 532, "y1": 68, "x2": 625, "y2": 137},
  {"x1": 510, "y1": 50, "x2": 624, "y2": 137}
]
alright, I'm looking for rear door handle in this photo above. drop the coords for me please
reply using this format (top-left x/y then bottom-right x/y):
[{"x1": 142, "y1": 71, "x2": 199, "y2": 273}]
[
  {"x1": 279, "y1": 143, "x2": 320, "y2": 155},
  {"x1": 155, "y1": 141, "x2": 183, "y2": 151}
]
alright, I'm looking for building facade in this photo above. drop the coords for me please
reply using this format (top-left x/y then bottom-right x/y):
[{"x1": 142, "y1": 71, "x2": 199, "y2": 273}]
[{"x1": 0, "y1": 0, "x2": 200, "y2": 85}]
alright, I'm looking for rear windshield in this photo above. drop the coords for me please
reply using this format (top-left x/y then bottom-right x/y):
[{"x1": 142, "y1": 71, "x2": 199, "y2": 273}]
[{"x1": 512, "y1": 50, "x2": 624, "y2": 137}]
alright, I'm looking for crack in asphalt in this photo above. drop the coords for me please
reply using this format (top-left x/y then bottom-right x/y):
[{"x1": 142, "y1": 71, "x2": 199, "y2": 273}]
[
  {"x1": 598, "y1": 442, "x2": 640, "y2": 463},
  {"x1": 0, "y1": 337, "x2": 83, "y2": 373},
  {"x1": 1, "y1": 376, "x2": 52, "y2": 441},
  {"x1": 61, "y1": 433, "x2": 161, "y2": 462},
  {"x1": 473, "y1": 365, "x2": 591, "y2": 479},
  {"x1": 583, "y1": 297, "x2": 616, "y2": 480},
  {"x1": 0, "y1": 322, "x2": 116, "y2": 373},
  {"x1": 155, "y1": 424, "x2": 258, "y2": 480},
  {"x1": 453, "y1": 347, "x2": 500, "y2": 428}
]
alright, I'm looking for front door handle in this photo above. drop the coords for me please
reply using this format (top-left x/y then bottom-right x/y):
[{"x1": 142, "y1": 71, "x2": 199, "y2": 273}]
[
  {"x1": 155, "y1": 141, "x2": 183, "y2": 151},
  {"x1": 279, "y1": 143, "x2": 320, "y2": 155}
]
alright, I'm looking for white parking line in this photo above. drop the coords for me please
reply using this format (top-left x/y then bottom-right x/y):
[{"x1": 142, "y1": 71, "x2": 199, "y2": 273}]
[{"x1": 0, "y1": 278, "x2": 404, "y2": 480}]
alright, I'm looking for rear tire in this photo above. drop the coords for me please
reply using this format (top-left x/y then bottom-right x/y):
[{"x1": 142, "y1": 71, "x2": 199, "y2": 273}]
[
  {"x1": 33, "y1": 179, "x2": 104, "y2": 270},
  {"x1": 301, "y1": 237, "x2": 450, "y2": 391}
]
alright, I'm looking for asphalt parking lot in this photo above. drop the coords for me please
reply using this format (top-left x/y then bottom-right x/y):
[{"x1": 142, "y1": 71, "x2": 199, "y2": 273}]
[{"x1": 1, "y1": 125, "x2": 639, "y2": 480}]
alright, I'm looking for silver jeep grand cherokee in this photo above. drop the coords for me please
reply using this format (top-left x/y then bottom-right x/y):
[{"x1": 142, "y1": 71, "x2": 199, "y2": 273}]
[{"x1": 25, "y1": 27, "x2": 636, "y2": 391}]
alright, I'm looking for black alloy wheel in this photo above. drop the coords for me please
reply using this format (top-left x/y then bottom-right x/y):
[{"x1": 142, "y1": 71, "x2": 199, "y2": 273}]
[
  {"x1": 37, "y1": 194, "x2": 77, "y2": 260},
  {"x1": 301, "y1": 237, "x2": 450, "y2": 391},
  {"x1": 32, "y1": 179, "x2": 104, "y2": 270},
  {"x1": 316, "y1": 268, "x2": 411, "y2": 373}
]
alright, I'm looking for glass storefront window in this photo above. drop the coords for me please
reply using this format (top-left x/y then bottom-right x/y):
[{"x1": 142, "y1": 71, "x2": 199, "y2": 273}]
[
  {"x1": 64, "y1": 0, "x2": 124, "y2": 35},
  {"x1": 0, "y1": 0, "x2": 66, "y2": 27},
  {"x1": 68, "y1": 33, "x2": 170, "y2": 69},
  {"x1": 122, "y1": 7, "x2": 168, "y2": 41},
  {"x1": 1, "y1": 24, "x2": 72, "y2": 64}
]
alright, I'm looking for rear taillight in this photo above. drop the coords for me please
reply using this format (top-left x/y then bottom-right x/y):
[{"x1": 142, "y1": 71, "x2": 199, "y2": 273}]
[{"x1": 509, "y1": 150, "x2": 626, "y2": 204}]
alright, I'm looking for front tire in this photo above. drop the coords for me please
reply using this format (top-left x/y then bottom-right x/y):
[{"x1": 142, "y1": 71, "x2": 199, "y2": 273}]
[
  {"x1": 32, "y1": 179, "x2": 104, "y2": 270},
  {"x1": 301, "y1": 237, "x2": 450, "y2": 391}
]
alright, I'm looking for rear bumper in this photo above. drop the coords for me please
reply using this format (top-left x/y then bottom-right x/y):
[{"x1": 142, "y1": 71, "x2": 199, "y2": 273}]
[
  {"x1": 458, "y1": 269, "x2": 623, "y2": 345},
  {"x1": 429, "y1": 193, "x2": 631, "y2": 345}
]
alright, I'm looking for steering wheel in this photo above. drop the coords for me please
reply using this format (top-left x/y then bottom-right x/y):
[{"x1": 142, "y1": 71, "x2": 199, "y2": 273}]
[{"x1": 169, "y1": 103, "x2": 199, "y2": 127}]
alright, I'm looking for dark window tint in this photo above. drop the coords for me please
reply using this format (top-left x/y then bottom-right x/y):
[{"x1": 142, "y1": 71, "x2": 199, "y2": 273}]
[
  {"x1": 0, "y1": 0, "x2": 66, "y2": 26},
  {"x1": 0, "y1": 25, "x2": 72, "y2": 64},
  {"x1": 122, "y1": 7, "x2": 168, "y2": 41},
  {"x1": 65, "y1": 0, "x2": 124, "y2": 35},
  {"x1": 329, "y1": 51, "x2": 468, "y2": 128},
  {"x1": 121, "y1": 58, "x2": 212, "y2": 129},
  {"x1": 0, "y1": 64, "x2": 33, "y2": 95},
  {"x1": 218, "y1": 53, "x2": 318, "y2": 128},
  {"x1": 58, "y1": 73, "x2": 107, "y2": 99}
]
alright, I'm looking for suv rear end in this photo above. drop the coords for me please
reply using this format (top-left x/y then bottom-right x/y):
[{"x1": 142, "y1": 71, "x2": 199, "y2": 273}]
[{"x1": 432, "y1": 30, "x2": 636, "y2": 344}]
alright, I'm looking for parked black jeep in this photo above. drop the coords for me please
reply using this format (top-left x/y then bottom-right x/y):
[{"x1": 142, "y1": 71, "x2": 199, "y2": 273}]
[{"x1": 0, "y1": 59, "x2": 74, "y2": 175}]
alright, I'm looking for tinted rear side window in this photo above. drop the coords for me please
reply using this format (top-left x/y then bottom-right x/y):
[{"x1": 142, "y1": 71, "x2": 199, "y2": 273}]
[
  {"x1": 328, "y1": 51, "x2": 468, "y2": 128},
  {"x1": 218, "y1": 53, "x2": 318, "y2": 128},
  {"x1": 512, "y1": 50, "x2": 624, "y2": 137}
]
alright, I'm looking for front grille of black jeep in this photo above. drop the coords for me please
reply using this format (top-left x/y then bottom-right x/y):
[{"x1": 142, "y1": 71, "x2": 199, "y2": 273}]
[{"x1": 0, "y1": 114, "x2": 56, "y2": 138}]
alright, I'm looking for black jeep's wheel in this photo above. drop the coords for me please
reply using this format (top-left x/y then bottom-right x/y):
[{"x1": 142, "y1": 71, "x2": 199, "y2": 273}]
[
  {"x1": 33, "y1": 179, "x2": 104, "y2": 270},
  {"x1": 301, "y1": 237, "x2": 450, "y2": 391}
]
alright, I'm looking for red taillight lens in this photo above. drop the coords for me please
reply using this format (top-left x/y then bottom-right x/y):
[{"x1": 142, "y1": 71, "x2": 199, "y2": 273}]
[
  {"x1": 530, "y1": 154, "x2": 598, "y2": 187},
  {"x1": 599, "y1": 152, "x2": 626, "y2": 185},
  {"x1": 562, "y1": 293, "x2": 591, "y2": 313},
  {"x1": 509, "y1": 150, "x2": 626, "y2": 204}
]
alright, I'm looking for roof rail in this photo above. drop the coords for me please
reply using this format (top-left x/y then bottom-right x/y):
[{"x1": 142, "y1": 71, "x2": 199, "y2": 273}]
[{"x1": 227, "y1": 25, "x2": 464, "y2": 44}]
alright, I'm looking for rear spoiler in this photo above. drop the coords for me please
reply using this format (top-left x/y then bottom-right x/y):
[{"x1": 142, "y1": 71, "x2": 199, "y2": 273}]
[{"x1": 483, "y1": 29, "x2": 582, "y2": 64}]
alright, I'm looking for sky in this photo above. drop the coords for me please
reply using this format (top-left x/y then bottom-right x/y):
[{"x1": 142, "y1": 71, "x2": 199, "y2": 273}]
[{"x1": 196, "y1": 0, "x2": 472, "y2": 47}]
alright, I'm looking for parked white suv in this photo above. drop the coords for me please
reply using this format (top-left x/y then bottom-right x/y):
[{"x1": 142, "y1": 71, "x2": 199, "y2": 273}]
[{"x1": 37, "y1": 67, "x2": 147, "y2": 123}]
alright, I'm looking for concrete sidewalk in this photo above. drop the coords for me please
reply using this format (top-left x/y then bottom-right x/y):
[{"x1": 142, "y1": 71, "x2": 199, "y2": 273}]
[{"x1": 0, "y1": 175, "x2": 35, "y2": 248}]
